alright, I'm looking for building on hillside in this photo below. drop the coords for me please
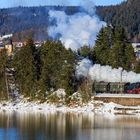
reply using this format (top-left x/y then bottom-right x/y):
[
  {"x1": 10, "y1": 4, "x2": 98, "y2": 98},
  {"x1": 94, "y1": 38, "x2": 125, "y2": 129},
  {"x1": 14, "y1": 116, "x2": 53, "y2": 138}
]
[
  {"x1": 13, "y1": 40, "x2": 44, "y2": 50},
  {"x1": 3, "y1": 39, "x2": 13, "y2": 56},
  {"x1": 34, "y1": 41, "x2": 42, "y2": 48},
  {"x1": 12, "y1": 42, "x2": 24, "y2": 51},
  {"x1": 1, "y1": 34, "x2": 13, "y2": 40},
  {"x1": 0, "y1": 34, "x2": 13, "y2": 55},
  {"x1": 132, "y1": 43, "x2": 140, "y2": 60}
]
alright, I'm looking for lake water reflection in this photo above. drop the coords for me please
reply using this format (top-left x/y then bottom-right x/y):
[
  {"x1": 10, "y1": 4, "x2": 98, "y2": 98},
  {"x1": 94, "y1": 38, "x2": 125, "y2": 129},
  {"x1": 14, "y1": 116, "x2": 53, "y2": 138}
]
[{"x1": 0, "y1": 111, "x2": 140, "y2": 140}]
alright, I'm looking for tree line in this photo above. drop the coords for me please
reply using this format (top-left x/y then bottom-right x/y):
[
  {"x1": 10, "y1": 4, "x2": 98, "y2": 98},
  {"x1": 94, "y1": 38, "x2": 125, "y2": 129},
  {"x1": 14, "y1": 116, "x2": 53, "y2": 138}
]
[
  {"x1": 12, "y1": 39, "x2": 77, "y2": 99},
  {"x1": 96, "y1": 0, "x2": 140, "y2": 42},
  {"x1": 0, "y1": 6, "x2": 79, "y2": 41},
  {"x1": 0, "y1": 26, "x2": 140, "y2": 100},
  {"x1": 79, "y1": 26, "x2": 140, "y2": 73}
]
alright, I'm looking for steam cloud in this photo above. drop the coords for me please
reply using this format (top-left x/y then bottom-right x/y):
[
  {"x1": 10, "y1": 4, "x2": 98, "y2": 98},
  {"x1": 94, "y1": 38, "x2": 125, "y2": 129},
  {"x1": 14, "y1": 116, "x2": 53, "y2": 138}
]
[
  {"x1": 48, "y1": 0, "x2": 105, "y2": 51},
  {"x1": 47, "y1": 0, "x2": 140, "y2": 83},
  {"x1": 76, "y1": 59, "x2": 140, "y2": 83}
]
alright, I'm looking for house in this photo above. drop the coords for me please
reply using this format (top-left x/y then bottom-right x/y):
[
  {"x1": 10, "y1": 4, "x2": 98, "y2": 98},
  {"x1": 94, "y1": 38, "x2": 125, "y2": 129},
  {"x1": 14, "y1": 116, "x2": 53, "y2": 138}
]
[
  {"x1": 0, "y1": 34, "x2": 13, "y2": 55},
  {"x1": 1, "y1": 34, "x2": 13, "y2": 40},
  {"x1": 12, "y1": 42, "x2": 24, "y2": 51},
  {"x1": 3, "y1": 39, "x2": 13, "y2": 56},
  {"x1": 132, "y1": 43, "x2": 140, "y2": 60},
  {"x1": 34, "y1": 41, "x2": 42, "y2": 48}
]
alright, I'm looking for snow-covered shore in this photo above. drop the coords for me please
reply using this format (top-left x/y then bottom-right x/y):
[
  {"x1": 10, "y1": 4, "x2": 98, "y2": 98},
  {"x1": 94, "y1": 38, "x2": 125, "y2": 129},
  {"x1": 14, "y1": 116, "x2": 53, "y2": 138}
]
[{"x1": 0, "y1": 98, "x2": 140, "y2": 116}]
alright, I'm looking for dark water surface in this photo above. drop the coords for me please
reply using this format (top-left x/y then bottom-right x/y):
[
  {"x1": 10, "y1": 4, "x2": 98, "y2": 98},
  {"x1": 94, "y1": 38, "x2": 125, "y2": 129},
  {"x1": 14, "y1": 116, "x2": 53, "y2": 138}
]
[{"x1": 0, "y1": 111, "x2": 140, "y2": 140}]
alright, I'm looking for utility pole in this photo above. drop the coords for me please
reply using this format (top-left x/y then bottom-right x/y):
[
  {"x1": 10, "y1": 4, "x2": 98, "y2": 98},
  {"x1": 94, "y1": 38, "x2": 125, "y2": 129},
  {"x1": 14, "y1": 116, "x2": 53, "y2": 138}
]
[
  {"x1": 120, "y1": 68, "x2": 123, "y2": 82},
  {"x1": 120, "y1": 68, "x2": 123, "y2": 94}
]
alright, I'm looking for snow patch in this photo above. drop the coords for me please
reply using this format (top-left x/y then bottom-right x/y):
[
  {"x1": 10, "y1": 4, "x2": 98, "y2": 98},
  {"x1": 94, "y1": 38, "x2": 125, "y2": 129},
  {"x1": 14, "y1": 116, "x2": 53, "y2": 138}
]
[
  {"x1": 0, "y1": 98, "x2": 140, "y2": 116},
  {"x1": 52, "y1": 89, "x2": 66, "y2": 98}
]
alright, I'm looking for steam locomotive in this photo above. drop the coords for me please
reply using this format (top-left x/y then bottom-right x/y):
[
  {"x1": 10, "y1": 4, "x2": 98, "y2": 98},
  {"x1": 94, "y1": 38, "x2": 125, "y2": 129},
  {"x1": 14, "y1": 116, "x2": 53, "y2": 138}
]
[{"x1": 93, "y1": 82, "x2": 140, "y2": 94}]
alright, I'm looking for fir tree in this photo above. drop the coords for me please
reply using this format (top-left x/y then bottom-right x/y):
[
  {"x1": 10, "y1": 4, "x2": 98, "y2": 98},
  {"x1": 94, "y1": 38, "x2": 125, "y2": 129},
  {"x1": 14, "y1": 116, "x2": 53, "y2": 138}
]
[
  {"x1": 111, "y1": 27, "x2": 135, "y2": 70},
  {"x1": 135, "y1": 60, "x2": 140, "y2": 73},
  {"x1": 13, "y1": 39, "x2": 37, "y2": 97},
  {"x1": 94, "y1": 26, "x2": 136, "y2": 71},
  {"x1": 94, "y1": 26, "x2": 112, "y2": 65},
  {"x1": 39, "y1": 41, "x2": 76, "y2": 97},
  {"x1": 78, "y1": 45, "x2": 92, "y2": 58},
  {"x1": 124, "y1": 44, "x2": 136, "y2": 70},
  {"x1": 0, "y1": 49, "x2": 8, "y2": 99}
]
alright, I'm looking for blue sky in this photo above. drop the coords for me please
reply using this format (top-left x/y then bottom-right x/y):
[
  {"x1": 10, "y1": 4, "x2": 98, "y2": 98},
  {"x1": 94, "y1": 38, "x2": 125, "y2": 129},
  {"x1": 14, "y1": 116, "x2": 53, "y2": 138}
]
[
  {"x1": 95, "y1": 0, "x2": 125, "y2": 6},
  {"x1": 0, "y1": 0, "x2": 126, "y2": 8}
]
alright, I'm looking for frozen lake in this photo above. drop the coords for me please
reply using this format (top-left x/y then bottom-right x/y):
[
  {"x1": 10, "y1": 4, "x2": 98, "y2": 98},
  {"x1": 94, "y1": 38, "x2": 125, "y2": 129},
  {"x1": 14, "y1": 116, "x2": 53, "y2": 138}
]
[{"x1": 0, "y1": 111, "x2": 140, "y2": 140}]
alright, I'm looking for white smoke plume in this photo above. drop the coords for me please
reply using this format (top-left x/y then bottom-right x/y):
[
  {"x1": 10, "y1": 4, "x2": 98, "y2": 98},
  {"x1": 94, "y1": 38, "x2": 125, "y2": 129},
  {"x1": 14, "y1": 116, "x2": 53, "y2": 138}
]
[
  {"x1": 76, "y1": 59, "x2": 140, "y2": 83},
  {"x1": 76, "y1": 58, "x2": 93, "y2": 78},
  {"x1": 48, "y1": 0, "x2": 105, "y2": 51}
]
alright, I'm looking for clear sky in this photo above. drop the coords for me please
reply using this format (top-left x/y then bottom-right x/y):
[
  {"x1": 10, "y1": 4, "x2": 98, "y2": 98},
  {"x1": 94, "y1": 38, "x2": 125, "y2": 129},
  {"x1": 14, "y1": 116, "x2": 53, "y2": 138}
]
[
  {"x1": 95, "y1": 0, "x2": 126, "y2": 6},
  {"x1": 0, "y1": 0, "x2": 126, "y2": 8}
]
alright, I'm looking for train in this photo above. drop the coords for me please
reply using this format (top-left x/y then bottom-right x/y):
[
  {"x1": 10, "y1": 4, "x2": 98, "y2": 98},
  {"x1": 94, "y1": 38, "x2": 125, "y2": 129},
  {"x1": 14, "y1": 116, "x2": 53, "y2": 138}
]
[{"x1": 93, "y1": 82, "x2": 140, "y2": 94}]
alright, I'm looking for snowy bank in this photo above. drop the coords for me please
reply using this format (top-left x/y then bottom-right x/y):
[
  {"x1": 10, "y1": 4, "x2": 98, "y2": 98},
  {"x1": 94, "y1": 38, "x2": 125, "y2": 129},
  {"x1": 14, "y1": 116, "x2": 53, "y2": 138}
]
[{"x1": 0, "y1": 98, "x2": 140, "y2": 116}]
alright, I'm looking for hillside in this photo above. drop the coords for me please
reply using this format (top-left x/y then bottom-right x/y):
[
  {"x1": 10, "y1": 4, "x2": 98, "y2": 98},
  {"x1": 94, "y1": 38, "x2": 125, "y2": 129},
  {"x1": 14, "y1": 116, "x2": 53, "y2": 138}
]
[
  {"x1": 0, "y1": 6, "x2": 79, "y2": 41},
  {"x1": 96, "y1": 0, "x2": 140, "y2": 42},
  {"x1": 0, "y1": 0, "x2": 140, "y2": 42}
]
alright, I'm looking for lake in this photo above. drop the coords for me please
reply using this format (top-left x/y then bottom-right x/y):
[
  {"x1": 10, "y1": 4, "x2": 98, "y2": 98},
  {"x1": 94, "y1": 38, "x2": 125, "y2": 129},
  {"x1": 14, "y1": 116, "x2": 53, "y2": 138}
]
[{"x1": 0, "y1": 111, "x2": 140, "y2": 140}]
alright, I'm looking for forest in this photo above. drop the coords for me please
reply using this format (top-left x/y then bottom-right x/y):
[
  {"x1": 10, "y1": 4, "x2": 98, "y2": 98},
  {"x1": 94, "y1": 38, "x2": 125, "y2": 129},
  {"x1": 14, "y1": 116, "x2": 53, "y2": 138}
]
[
  {"x1": 0, "y1": 6, "x2": 79, "y2": 41},
  {"x1": 96, "y1": 0, "x2": 140, "y2": 42},
  {"x1": 0, "y1": 26, "x2": 140, "y2": 100}
]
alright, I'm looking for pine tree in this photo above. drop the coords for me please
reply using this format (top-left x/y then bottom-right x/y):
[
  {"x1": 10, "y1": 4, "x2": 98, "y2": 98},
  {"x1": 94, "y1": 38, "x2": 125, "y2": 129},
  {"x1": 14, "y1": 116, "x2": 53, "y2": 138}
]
[
  {"x1": 13, "y1": 39, "x2": 37, "y2": 97},
  {"x1": 26, "y1": 38, "x2": 41, "y2": 80},
  {"x1": 94, "y1": 26, "x2": 136, "y2": 71},
  {"x1": 111, "y1": 41, "x2": 126, "y2": 68},
  {"x1": 0, "y1": 49, "x2": 8, "y2": 99},
  {"x1": 94, "y1": 26, "x2": 112, "y2": 65},
  {"x1": 124, "y1": 44, "x2": 136, "y2": 70},
  {"x1": 39, "y1": 41, "x2": 76, "y2": 97},
  {"x1": 135, "y1": 60, "x2": 140, "y2": 73},
  {"x1": 57, "y1": 48, "x2": 76, "y2": 95},
  {"x1": 111, "y1": 27, "x2": 135, "y2": 70},
  {"x1": 78, "y1": 45, "x2": 92, "y2": 58}
]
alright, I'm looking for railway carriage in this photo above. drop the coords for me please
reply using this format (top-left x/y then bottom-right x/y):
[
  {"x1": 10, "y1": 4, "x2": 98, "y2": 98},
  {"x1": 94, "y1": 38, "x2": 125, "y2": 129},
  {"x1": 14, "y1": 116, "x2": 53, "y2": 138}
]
[
  {"x1": 109, "y1": 82, "x2": 127, "y2": 94},
  {"x1": 126, "y1": 83, "x2": 140, "y2": 94},
  {"x1": 94, "y1": 82, "x2": 109, "y2": 93},
  {"x1": 93, "y1": 82, "x2": 140, "y2": 94}
]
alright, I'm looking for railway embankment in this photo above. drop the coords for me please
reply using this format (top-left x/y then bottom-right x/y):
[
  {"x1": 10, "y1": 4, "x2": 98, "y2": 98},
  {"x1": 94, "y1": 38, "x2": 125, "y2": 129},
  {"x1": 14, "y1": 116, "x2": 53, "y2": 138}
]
[{"x1": 95, "y1": 94, "x2": 140, "y2": 106}]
